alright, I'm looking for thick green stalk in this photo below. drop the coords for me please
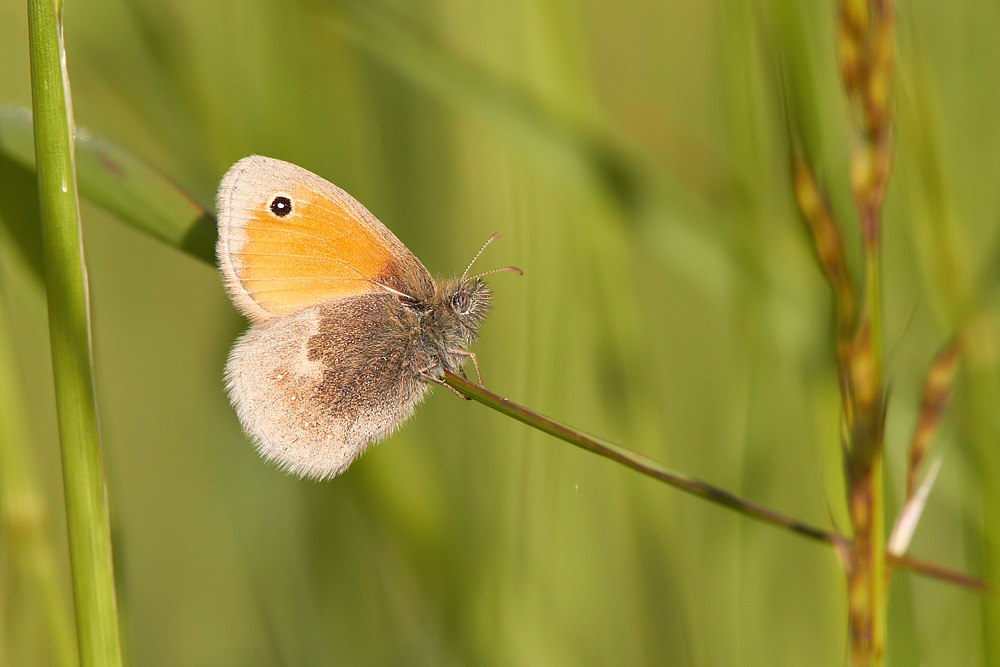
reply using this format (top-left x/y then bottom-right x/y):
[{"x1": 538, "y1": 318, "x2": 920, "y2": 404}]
[
  {"x1": 846, "y1": 456, "x2": 886, "y2": 666},
  {"x1": 843, "y1": 186, "x2": 888, "y2": 667},
  {"x1": 856, "y1": 244, "x2": 887, "y2": 666},
  {"x1": 26, "y1": 1, "x2": 123, "y2": 666},
  {"x1": 839, "y1": 0, "x2": 895, "y2": 659},
  {"x1": 867, "y1": 253, "x2": 887, "y2": 663}
]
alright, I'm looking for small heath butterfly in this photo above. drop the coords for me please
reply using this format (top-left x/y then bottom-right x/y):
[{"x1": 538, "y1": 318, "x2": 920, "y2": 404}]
[{"x1": 216, "y1": 156, "x2": 519, "y2": 479}]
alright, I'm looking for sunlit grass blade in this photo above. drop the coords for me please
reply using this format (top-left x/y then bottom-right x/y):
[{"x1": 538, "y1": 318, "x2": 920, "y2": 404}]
[
  {"x1": 889, "y1": 457, "x2": 942, "y2": 558},
  {"x1": 26, "y1": 0, "x2": 123, "y2": 665}
]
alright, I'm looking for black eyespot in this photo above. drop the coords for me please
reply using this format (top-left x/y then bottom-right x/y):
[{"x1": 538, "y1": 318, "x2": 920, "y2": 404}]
[
  {"x1": 269, "y1": 196, "x2": 292, "y2": 217},
  {"x1": 453, "y1": 291, "x2": 472, "y2": 314}
]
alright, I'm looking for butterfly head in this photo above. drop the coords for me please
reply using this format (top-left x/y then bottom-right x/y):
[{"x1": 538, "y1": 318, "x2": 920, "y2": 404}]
[
  {"x1": 438, "y1": 233, "x2": 522, "y2": 337},
  {"x1": 447, "y1": 276, "x2": 492, "y2": 331}
]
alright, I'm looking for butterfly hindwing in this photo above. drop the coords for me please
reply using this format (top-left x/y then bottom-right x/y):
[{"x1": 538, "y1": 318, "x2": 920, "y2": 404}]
[{"x1": 224, "y1": 293, "x2": 433, "y2": 479}]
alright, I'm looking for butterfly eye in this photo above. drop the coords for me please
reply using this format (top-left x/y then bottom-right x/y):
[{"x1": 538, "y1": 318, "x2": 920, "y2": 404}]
[
  {"x1": 269, "y1": 196, "x2": 292, "y2": 217},
  {"x1": 453, "y1": 291, "x2": 472, "y2": 314}
]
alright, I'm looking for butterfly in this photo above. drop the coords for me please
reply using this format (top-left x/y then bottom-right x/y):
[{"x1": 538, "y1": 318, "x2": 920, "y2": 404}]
[{"x1": 216, "y1": 156, "x2": 518, "y2": 479}]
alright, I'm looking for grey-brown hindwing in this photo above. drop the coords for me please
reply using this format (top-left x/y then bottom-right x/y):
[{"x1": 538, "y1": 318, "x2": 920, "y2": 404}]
[{"x1": 225, "y1": 293, "x2": 432, "y2": 479}]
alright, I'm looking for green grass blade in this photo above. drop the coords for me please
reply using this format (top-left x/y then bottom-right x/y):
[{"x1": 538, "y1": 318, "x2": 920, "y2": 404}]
[
  {"x1": 0, "y1": 106, "x2": 216, "y2": 268},
  {"x1": 26, "y1": 1, "x2": 124, "y2": 665}
]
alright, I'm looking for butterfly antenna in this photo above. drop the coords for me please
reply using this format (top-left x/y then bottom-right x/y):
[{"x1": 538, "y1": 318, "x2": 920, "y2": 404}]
[
  {"x1": 461, "y1": 233, "x2": 502, "y2": 282},
  {"x1": 469, "y1": 266, "x2": 523, "y2": 280}
]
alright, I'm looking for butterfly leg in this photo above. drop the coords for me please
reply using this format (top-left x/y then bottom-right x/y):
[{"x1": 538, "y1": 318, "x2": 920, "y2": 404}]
[
  {"x1": 448, "y1": 350, "x2": 483, "y2": 387},
  {"x1": 416, "y1": 366, "x2": 471, "y2": 400}
]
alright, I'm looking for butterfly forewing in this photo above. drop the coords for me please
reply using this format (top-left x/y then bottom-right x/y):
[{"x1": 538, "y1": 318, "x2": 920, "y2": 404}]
[{"x1": 217, "y1": 155, "x2": 433, "y2": 321}]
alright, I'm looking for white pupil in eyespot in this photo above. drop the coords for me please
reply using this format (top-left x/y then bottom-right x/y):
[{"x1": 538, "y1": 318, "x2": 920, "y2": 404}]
[{"x1": 270, "y1": 196, "x2": 292, "y2": 217}]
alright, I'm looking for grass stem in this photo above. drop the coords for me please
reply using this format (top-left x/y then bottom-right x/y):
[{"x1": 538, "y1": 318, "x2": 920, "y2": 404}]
[
  {"x1": 443, "y1": 371, "x2": 981, "y2": 591},
  {"x1": 26, "y1": 0, "x2": 123, "y2": 665}
]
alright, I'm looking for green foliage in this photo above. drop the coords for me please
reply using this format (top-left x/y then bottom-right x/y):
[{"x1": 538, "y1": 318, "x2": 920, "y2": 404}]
[{"x1": 1, "y1": 0, "x2": 997, "y2": 665}]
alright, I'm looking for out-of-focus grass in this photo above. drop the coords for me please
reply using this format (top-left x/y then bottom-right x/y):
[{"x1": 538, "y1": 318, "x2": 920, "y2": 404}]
[
  {"x1": 0, "y1": 229, "x2": 78, "y2": 667},
  {"x1": 0, "y1": 0, "x2": 997, "y2": 665}
]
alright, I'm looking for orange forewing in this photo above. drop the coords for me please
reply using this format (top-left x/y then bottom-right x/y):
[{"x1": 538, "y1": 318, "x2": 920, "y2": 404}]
[
  {"x1": 232, "y1": 182, "x2": 396, "y2": 314},
  {"x1": 217, "y1": 156, "x2": 431, "y2": 322}
]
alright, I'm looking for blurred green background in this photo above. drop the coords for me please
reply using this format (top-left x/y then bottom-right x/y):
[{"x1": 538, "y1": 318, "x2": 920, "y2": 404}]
[{"x1": 1, "y1": 0, "x2": 999, "y2": 664}]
